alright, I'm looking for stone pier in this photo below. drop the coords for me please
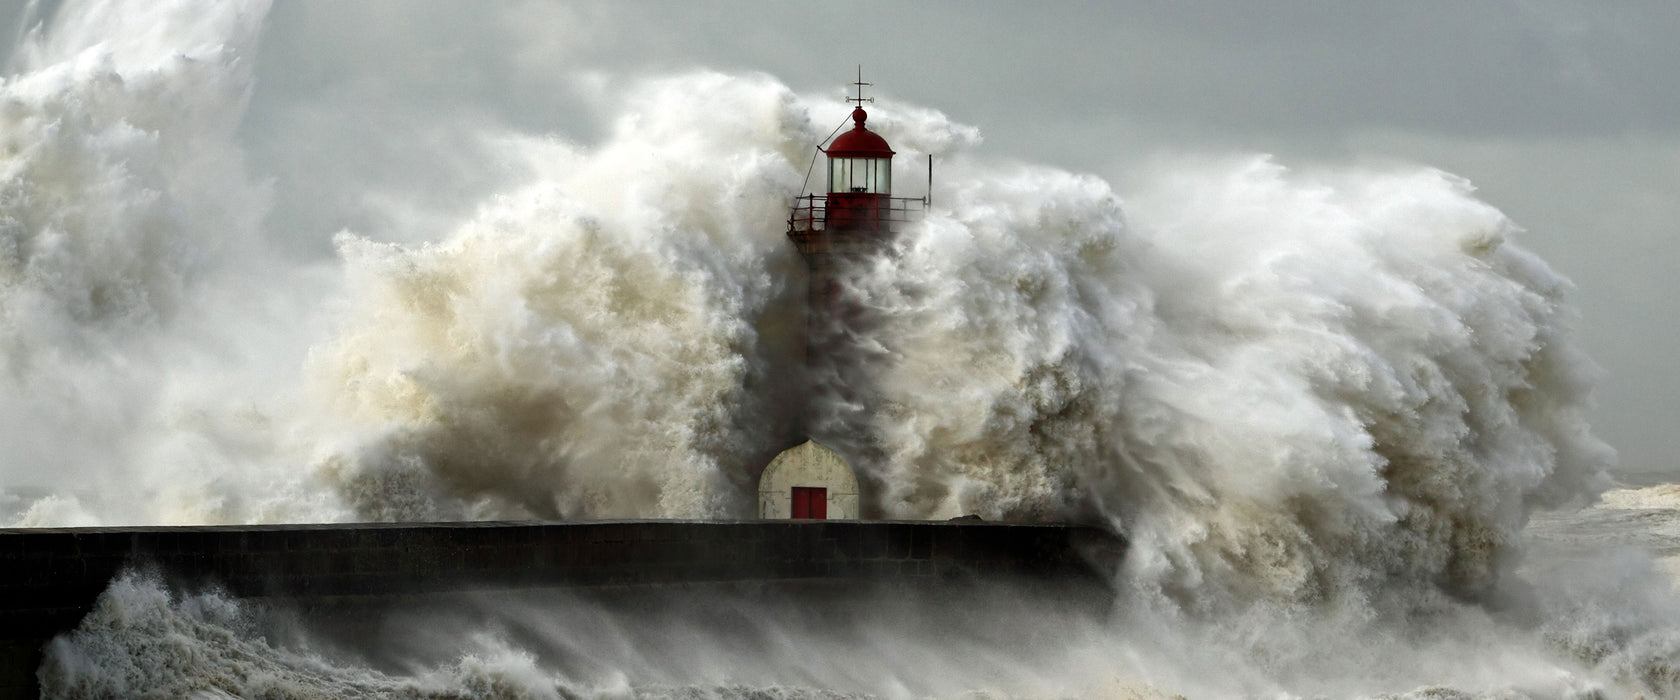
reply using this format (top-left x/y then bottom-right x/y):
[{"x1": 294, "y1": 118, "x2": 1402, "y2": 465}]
[{"x1": 0, "y1": 520, "x2": 1122, "y2": 698}]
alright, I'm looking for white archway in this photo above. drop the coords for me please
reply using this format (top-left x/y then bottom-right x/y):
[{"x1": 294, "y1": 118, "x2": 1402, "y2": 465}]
[{"x1": 758, "y1": 440, "x2": 860, "y2": 520}]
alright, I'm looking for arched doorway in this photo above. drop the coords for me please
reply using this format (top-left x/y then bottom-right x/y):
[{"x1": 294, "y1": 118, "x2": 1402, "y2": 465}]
[{"x1": 758, "y1": 440, "x2": 860, "y2": 519}]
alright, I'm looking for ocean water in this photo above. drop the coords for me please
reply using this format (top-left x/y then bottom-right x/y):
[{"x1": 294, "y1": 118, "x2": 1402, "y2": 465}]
[{"x1": 4, "y1": 1, "x2": 1676, "y2": 697}]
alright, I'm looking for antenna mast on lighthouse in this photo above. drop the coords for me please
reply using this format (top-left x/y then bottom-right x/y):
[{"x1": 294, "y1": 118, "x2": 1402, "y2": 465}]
[{"x1": 849, "y1": 65, "x2": 872, "y2": 109}]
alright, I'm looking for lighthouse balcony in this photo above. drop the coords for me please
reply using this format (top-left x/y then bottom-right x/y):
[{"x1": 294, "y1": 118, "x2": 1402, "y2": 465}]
[{"x1": 786, "y1": 193, "x2": 926, "y2": 245}]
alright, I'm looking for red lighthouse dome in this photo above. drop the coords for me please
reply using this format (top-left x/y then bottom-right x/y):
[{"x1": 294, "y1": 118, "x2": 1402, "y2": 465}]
[
  {"x1": 825, "y1": 108, "x2": 894, "y2": 157},
  {"x1": 823, "y1": 107, "x2": 894, "y2": 195}
]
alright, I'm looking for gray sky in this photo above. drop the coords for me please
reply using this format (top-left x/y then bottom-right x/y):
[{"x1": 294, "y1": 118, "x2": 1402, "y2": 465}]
[{"x1": 9, "y1": 1, "x2": 1678, "y2": 478}]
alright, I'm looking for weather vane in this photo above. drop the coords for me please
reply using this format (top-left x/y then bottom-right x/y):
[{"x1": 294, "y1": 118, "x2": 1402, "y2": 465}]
[{"x1": 848, "y1": 65, "x2": 873, "y2": 108}]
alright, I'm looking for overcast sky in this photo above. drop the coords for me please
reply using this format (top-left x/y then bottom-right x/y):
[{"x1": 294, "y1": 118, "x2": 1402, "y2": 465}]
[{"x1": 8, "y1": 1, "x2": 1678, "y2": 478}]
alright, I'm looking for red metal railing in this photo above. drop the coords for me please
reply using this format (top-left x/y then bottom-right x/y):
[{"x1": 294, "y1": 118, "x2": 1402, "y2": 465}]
[{"x1": 787, "y1": 194, "x2": 927, "y2": 234}]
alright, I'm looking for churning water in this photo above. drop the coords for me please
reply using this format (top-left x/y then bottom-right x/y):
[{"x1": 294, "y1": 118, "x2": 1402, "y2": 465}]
[{"x1": 4, "y1": 1, "x2": 1675, "y2": 697}]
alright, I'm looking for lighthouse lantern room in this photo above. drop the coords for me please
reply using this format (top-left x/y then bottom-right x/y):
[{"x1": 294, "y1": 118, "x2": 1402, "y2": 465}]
[{"x1": 826, "y1": 107, "x2": 893, "y2": 195}]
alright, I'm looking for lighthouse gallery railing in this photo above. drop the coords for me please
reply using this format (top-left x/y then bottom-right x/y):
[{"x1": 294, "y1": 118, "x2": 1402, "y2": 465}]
[{"x1": 786, "y1": 194, "x2": 927, "y2": 235}]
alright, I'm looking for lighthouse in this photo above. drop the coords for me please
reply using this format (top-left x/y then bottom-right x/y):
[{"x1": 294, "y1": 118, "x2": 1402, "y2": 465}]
[
  {"x1": 765, "y1": 73, "x2": 926, "y2": 520},
  {"x1": 787, "y1": 75, "x2": 924, "y2": 323},
  {"x1": 786, "y1": 74, "x2": 926, "y2": 394}
]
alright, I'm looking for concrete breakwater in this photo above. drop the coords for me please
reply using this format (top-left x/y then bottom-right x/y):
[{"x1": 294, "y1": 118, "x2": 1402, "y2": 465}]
[{"x1": 0, "y1": 520, "x2": 1123, "y2": 697}]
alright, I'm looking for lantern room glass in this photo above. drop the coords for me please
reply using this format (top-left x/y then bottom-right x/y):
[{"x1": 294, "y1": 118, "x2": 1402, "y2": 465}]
[{"x1": 828, "y1": 157, "x2": 891, "y2": 194}]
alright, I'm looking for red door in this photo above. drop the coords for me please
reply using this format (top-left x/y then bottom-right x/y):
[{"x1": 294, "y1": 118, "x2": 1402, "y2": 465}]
[{"x1": 791, "y1": 487, "x2": 828, "y2": 519}]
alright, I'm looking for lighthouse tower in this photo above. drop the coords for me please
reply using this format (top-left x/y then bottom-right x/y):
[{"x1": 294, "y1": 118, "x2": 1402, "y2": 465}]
[
  {"x1": 767, "y1": 74, "x2": 926, "y2": 520},
  {"x1": 787, "y1": 74, "x2": 925, "y2": 345}
]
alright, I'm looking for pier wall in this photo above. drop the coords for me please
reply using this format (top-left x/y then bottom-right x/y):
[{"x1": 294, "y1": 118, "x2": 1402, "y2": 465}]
[{"x1": 0, "y1": 520, "x2": 1122, "y2": 697}]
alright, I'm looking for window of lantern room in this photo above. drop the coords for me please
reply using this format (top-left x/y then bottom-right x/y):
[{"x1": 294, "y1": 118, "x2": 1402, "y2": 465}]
[{"x1": 829, "y1": 157, "x2": 891, "y2": 194}]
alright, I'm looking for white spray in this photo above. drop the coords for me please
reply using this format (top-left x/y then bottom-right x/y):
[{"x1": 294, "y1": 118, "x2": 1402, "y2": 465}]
[
  {"x1": 305, "y1": 73, "x2": 815, "y2": 521},
  {"x1": 0, "y1": 0, "x2": 338, "y2": 527}
]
